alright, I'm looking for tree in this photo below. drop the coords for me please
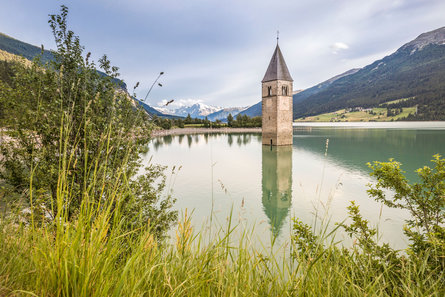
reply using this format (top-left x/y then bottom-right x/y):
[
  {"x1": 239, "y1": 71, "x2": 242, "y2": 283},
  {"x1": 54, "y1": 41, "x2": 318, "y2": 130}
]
[
  {"x1": 185, "y1": 113, "x2": 192, "y2": 124},
  {"x1": 161, "y1": 118, "x2": 172, "y2": 130},
  {"x1": 203, "y1": 116, "x2": 210, "y2": 128},
  {"x1": 0, "y1": 6, "x2": 176, "y2": 238},
  {"x1": 176, "y1": 118, "x2": 185, "y2": 128},
  {"x1": 227, "y1": 113, "x2": 233, "y2": 127},
  {"x1": 214, "y1": 119, "x2": 222, "y2": 128}
]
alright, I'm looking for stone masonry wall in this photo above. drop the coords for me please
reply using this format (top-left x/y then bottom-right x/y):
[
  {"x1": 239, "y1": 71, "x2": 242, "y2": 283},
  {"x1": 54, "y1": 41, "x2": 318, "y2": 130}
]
[{"x1": 262, "y1": 80, "x2": 293, "y2": 145}]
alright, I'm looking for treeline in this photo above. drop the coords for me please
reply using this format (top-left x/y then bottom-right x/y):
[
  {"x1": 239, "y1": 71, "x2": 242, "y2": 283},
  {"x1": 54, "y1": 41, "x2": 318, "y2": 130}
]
[
  {"x1": 152, "y1": 114, "x2": 225, "y2": 129},
  {"x1": 184, "y1": 114, "x2": 224, "y2": 128},
  {"x1": 227, "y1": 113, "x2": 262, "y2": 127},
  {"x1": 152, "y1": 113, "x2": 262, "y2": 130}
]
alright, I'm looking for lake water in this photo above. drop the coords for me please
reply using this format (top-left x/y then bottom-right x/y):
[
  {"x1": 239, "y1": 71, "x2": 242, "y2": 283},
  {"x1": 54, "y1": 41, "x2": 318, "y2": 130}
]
[{"x1": 144, "y1": 122, "x2": 445, "y2": 250}]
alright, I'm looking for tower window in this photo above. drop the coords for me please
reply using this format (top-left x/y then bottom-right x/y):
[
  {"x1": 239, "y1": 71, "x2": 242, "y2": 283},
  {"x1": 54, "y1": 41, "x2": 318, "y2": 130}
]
[
  {"x1": 282, "y1": 86, "x2": 288, "y2": 96},
  {"x1": 267, "y1": 86, "x2": 272, "y2": 96}
]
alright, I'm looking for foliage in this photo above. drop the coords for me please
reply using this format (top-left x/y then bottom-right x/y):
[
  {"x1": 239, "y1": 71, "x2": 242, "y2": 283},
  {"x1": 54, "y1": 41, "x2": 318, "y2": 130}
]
[
  {"x1": 291, "y1": 154, "x2": 445, "y2": 295},
  {"x1": 228, "y1": 114, "x2": 262, "y2": 128},
  {"x1": 151, "y1": 116, "x2": 190, "y2": 129},
  {"x1": 367, "y1": 154, "x2": 445, "y2": 270},
  {"x1": 2, "y1": 178, "x2": 442, "y2": 297},
  {"x1": 152, "y1": 113, "x2": 228, "y2": 129},
  {"x1": 227, "y1": 113, "x2": 233, "y2": 126},
  {"x1": 0, "y1": 59, "x2": 14, "y2": 85},
  {"x1": 0, "y1": 5, "x2": 176, "y2": 236},
  {"x1": 152, "y1": 115, "x2": 173, "y2": 129}
]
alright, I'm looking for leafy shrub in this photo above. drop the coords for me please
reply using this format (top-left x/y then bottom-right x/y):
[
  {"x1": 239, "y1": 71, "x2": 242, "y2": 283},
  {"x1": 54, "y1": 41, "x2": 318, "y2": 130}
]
[
  {"x1": 0, "y1": 5, "x2": 176, "y2": 238},
  {"x1": 292, "y1": 154, "x2": 445, "y2": 295}
]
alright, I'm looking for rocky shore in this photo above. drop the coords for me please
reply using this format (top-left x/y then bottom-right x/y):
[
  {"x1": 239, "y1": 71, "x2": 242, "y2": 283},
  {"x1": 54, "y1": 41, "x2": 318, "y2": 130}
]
[{"x1": 151, "y1": 127, "x2": 261, "y2": 137}]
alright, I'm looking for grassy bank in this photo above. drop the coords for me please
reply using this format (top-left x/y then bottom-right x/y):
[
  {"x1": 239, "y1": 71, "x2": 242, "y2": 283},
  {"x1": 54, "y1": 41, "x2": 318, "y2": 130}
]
[
  {"x1": 0, "y1": 147, "x2": 444, "y2": 296},
  {"x1": 151, "y1": 127, "x2": 262, "y2": 137},
  {"x1": 1, "y1": 199, "x2": 444, "y2": 296},
  {"x1": 295, "y1": 107, "x2": 417, "y2": 122}
]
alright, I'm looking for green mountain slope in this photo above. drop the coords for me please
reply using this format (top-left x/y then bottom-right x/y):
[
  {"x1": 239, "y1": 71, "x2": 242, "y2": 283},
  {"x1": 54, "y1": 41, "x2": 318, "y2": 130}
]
[
  {"x1": 294, "y1": 27, "x2": 445, "y2": 120},
  {"x1": 0, "y1": 32, "x2": 127, "y2": 91},
  {"x1": 0, "y1": 32, "x2": 180, "y2": 118},
  {"x1": 0, "y1": 32, "x2": 54, "y2": 63}
]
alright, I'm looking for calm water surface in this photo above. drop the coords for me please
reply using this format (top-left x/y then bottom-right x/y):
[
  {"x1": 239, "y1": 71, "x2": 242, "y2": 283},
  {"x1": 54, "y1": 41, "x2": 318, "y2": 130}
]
[{"x1": 143, "y1": 122, "x2": 445, "y2": 249}]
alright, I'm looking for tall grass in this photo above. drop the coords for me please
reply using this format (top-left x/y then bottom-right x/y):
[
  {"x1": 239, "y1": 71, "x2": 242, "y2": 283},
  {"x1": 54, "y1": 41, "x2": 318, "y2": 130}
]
[
  {"x1": 0, "y1": 107, "x2": 443, "y2": 297},
  {"x1": 1, "y1": 201, "x2": 443, "y2": 296},
  {"x1": 1, "y1": 158, "x2": 444, "y2": 297}
]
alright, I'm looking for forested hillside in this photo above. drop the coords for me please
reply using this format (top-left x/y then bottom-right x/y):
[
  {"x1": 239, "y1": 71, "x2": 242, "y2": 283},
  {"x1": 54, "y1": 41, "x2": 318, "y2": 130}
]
[
  {"x1": 0, "y1": 32, "x2": 54, "y2": 63},
  {"x1": 0, "y1": 32, "x2": 127, "y2": 91},
  {"x1": 293, "y1": 42, "x2": 445, "y2": 120}
]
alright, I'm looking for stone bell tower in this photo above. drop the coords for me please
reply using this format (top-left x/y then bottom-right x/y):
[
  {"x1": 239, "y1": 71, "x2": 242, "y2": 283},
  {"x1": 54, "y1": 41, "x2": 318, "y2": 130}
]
[{"x1": 262, "y1": 41, "x2": 293, "y2": 146}]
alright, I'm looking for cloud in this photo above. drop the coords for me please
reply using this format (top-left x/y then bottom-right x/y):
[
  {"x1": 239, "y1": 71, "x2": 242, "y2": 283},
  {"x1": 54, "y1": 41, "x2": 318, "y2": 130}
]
[{"x1": 331, "y1": 42, "x2": 349, "y2": 54}]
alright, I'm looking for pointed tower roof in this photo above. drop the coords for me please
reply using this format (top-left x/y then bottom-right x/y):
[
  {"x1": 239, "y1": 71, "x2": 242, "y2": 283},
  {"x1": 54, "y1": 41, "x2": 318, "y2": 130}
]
[{"x1": 262, "y1": 44, "x2": 293, "y2": 83}]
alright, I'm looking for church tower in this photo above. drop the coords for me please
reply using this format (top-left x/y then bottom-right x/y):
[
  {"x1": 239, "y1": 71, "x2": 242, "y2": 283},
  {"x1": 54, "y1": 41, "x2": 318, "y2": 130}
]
[{"x1": 262, "y1": 42, "x2": 293, "y2": 146}]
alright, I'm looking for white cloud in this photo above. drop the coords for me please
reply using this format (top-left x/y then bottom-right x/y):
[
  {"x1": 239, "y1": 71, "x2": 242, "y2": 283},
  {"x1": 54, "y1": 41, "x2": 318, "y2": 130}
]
[{"x1": 331, "y1": 42, "x2": 349, "y2": 54}]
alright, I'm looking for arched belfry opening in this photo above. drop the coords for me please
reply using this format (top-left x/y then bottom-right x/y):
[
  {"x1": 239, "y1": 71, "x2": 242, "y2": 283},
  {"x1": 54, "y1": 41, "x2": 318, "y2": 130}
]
[
  {"x1": 282, "y1": 85, "x2": 288, "y2": 96},
  {"x1": 261, "y1": 42, "x2": 293, "y2": 146}
]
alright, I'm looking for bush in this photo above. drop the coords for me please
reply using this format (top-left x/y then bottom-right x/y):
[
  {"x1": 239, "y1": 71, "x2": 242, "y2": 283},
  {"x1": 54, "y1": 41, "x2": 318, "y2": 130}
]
[
  {"x1": 291, "y1": 154, "x2": 445, "y2": 295},
  {"x1": 367, "y1": 154, "x2": 445, "y2": 270},
  {"x1": 0, "y1": 5, "x2": 176, "y2": 237}
]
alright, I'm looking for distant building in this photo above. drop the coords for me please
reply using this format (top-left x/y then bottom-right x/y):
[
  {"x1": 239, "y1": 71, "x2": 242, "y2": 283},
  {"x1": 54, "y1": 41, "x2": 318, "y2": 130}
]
[
  {"x1": 261, "y1": 43, "x2": 293, "y2": 146},
  {"x1": 347, "y1": 107, "x2": 373, "y2": 112}
]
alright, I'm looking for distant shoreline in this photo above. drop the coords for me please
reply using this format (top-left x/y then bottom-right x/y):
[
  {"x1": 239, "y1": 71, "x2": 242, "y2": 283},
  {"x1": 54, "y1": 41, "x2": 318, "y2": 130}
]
[{"x1": 151, "y1": 127, "x2": 262, "y2": 137}]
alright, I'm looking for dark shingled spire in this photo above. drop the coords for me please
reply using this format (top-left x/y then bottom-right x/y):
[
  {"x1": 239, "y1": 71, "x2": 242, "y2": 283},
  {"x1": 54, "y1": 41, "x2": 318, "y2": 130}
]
[{"x1": 262, "y1": 44, "x2": 293, "y2": 83}]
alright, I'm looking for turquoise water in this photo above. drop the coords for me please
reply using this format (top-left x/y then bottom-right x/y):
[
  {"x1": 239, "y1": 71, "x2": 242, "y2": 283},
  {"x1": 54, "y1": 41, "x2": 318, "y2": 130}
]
[{"x1": 144, "y1": 122, "x2": 445, "y2": 249}]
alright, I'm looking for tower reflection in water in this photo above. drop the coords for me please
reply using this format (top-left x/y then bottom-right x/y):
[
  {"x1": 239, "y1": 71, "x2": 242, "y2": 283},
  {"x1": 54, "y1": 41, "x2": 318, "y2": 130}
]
[{"x1": 262, "y1": 145, "x2": 292, "y2": 237}]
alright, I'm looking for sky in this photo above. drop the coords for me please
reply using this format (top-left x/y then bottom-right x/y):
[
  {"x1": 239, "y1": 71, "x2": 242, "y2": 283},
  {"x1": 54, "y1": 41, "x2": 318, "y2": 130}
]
[{"x1": 1, "y1": 0, "x2": 444, "y2": 109}]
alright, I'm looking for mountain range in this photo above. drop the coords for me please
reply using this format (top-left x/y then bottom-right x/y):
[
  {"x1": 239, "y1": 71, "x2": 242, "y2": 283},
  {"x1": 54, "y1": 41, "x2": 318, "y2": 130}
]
[
  {"x1": 155, "y1": 103, "x2": 247, "y2": 121},
  {"x1": 241, "y1": 26, "x2": 445, "y2": 120}
]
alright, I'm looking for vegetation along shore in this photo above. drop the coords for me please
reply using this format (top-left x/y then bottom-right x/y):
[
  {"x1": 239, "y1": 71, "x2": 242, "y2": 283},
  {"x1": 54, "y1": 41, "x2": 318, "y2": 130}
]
[{"x1": 151, "y1": 127, "x2": 261, "y2": 137}]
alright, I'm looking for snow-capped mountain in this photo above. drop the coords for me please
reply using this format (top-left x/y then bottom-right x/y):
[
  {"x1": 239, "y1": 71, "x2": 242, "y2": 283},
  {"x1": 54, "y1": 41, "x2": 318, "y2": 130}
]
[
  {"x1": 153, "y1": 106, "x2": 172, "y2": 115},
  {"x1": 154, "y1": 102, "x2": 251, "y2": 120},
  {"x1": 154, "y1": 102, "x2": 222, "y2": 119},
  {"x1": 206, "y1": 107, "x2": 249, "y2": 122}
]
